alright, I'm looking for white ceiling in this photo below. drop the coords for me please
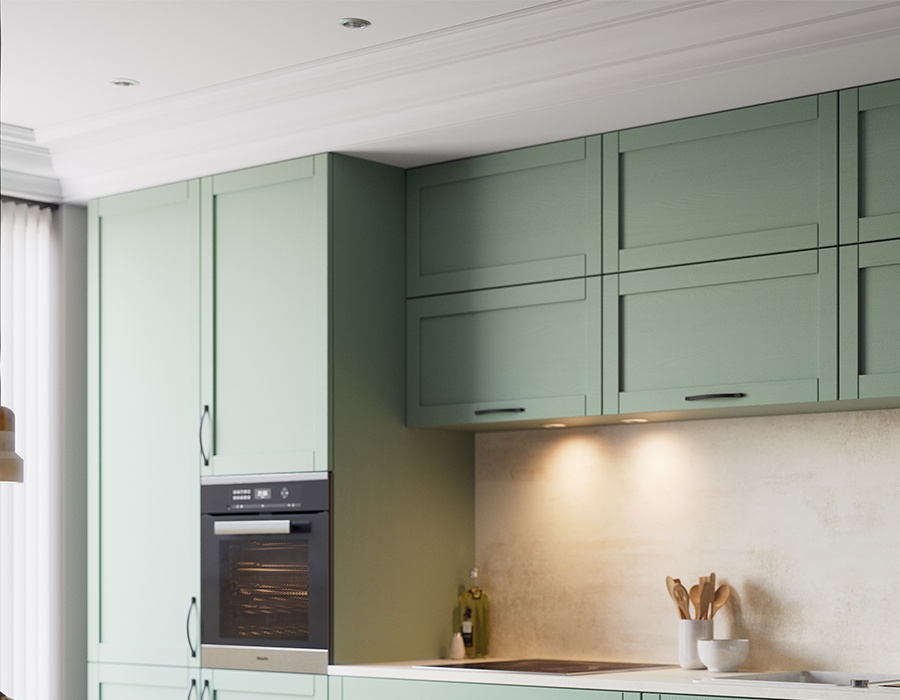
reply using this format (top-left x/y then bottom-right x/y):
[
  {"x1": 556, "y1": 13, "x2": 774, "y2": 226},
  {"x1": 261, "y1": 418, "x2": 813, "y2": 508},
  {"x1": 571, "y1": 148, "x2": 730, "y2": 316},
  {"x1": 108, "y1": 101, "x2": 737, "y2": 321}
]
[{"x1": 3, "y1": 0, "x2": 900, "y2": 203}]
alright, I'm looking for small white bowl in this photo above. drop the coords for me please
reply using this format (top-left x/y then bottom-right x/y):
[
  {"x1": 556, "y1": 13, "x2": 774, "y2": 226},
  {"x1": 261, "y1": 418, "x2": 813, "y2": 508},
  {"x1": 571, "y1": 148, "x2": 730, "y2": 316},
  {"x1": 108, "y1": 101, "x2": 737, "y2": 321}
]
[{"x1": 697, "y1": 638, "x2": 749, "y2": 672}]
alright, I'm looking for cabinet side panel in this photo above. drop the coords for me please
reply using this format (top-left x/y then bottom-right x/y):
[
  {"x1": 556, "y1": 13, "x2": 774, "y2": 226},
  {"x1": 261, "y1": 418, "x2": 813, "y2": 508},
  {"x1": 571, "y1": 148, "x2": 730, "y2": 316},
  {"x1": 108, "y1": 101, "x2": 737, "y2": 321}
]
[{"x1": 330, "y1": 155, "x2": 474, "y2": 663}]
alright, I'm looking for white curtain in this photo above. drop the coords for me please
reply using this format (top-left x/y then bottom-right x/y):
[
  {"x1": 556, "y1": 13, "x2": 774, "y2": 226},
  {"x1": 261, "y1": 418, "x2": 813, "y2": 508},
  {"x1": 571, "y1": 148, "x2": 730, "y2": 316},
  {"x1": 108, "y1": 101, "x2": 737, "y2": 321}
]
[{"x1": 0, "y1": 199, "x2": 61, "y2": 700}]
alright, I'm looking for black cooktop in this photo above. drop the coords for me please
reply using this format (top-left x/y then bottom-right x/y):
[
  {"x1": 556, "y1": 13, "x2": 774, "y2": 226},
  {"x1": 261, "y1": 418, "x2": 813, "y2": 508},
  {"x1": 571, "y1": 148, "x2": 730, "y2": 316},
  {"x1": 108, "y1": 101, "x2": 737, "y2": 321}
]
[{"x1": 420, "y1": 659, "x2": 670, "y2": 675}]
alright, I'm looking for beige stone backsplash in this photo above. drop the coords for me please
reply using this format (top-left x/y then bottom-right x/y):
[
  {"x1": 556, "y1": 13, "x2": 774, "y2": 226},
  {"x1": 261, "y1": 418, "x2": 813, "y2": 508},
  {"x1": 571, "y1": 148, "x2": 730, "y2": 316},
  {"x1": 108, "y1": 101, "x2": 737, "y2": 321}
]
[{"x1": 474, "y1": 408, "x2": 900, "y2": 671}]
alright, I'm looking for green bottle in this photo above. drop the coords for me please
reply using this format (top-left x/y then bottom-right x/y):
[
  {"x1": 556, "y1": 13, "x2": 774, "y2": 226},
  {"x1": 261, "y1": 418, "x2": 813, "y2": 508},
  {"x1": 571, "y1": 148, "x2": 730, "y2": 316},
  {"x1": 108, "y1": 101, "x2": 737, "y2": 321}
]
[{"x1": 458, "y1": 567, "x2": 490, "y2": 658}]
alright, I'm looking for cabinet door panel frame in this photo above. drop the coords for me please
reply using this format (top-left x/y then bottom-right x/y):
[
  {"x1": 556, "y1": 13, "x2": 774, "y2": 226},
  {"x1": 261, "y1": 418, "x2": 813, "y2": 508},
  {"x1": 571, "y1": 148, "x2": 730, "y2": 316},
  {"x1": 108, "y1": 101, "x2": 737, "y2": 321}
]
[
  {"x1": 603, "y1": 93, "x2": 838, "y2": 273},
  {"x1": 839, "y1": 240, "x2": 900, "y2": 399},
  {"x1": 407, "y1": 137, "x2": 602, "y2": 296},
  {"x1": 407, "y1": 278, "x2": 601, "y2": 427},
  {"x1": 603, "y1": 250, "x2": 838, "y2": 415}
]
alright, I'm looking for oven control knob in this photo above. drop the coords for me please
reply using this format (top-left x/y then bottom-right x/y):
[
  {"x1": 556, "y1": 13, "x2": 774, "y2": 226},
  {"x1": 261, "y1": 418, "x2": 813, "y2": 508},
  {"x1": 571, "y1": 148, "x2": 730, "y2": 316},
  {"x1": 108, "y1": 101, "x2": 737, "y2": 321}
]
[{"x1": 280, "y1": 487, "x2": 289, "y2": 499}]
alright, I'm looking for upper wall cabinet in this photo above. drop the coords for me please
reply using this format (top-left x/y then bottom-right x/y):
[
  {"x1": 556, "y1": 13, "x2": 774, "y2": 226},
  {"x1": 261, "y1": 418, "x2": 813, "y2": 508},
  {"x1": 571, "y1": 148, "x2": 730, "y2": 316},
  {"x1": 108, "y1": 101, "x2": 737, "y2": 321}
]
[
  {"x1": 839, "y1": 240, "x2": 900, "y2": 400},
  {"x1": 839, "y1": 79, "x2": 900, "y2": 245},
  {"x1": 406, "y1": 137, "x2": 602, "y2": 296},
  {"x1": 603, "y1": 94, "x2": 838, "y2": 273},
  {"x1": 602, "y1": 250, "x2": 838, "y2": 416},
  {"x1": 201, "y1": 158, "x2": 329, "y2": 477},
  {"x1": 407, "y1": 278, "x2": 601, "y2": 427}
]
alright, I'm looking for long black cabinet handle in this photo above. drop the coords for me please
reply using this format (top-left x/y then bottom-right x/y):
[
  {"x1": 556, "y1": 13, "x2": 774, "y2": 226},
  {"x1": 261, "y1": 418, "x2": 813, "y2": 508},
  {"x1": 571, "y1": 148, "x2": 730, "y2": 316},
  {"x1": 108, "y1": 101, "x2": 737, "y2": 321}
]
[
  {"x1": 186, "y1": 596, "x2": 198, "y2": 658},
  {"x1": 474, "y1": 407, "x2": 526, "y2": 416},
  {"x1": 186, "y1": 679, "x2": 197, "y2": 700},
  {"x1": 199, "y1": 405, "x2": 210, "y2": 466},
  {"x1": 200, "y1": 680, "x2": 211, "y2": 700},
  {"x1": 684, "y1": 392, "x2": 747, "y2": 401}
]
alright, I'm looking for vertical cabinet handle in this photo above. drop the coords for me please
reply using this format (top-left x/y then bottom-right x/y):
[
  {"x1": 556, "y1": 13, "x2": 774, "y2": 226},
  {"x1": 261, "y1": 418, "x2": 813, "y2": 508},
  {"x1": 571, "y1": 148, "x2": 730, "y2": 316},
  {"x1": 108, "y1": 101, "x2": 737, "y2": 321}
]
[
  {"x1": 186, "y1": 596, "x2": 198, "y2": 658},
  {"x1": 186, "y1": 679, "x2": 198, "y2": 700},
  {"x1": 199, "y1": 680, "x2": 211, "y2": 700},
  {"x1": 199, "y1": 405, "x2": 210, "y2": 466}
]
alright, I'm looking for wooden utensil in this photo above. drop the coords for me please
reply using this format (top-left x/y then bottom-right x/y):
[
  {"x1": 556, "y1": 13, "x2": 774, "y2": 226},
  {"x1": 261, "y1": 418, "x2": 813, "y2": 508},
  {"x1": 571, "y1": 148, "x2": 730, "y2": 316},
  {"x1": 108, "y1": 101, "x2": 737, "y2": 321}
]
[
  {"x1": 666, "y1": 576, "x2": 686, "y2": 618},
  {"x1": 673, "y1": 582, "x2": 691, "y2": 620},
  {"x1": 689, "y1": 584, "x2": 701, "y2": 619},
  {"x1": 711, "y1": 583, "x2": 732, "y2": 617},
  {"x1": 698, "y1": 579, "x2": 714, "y2": 619}
]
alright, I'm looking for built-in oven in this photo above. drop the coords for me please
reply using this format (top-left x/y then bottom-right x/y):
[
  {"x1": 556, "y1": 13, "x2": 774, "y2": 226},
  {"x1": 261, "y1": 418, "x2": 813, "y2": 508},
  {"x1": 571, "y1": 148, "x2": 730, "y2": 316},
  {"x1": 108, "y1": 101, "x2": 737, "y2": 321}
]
[{"x1": 200, "y1": 472, "x2": 330, "y2": 674}]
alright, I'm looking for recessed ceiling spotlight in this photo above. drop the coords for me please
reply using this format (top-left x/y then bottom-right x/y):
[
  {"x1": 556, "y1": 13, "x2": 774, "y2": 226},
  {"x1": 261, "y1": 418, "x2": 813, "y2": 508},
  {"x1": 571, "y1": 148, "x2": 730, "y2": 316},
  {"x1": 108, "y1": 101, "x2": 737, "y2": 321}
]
[
  {"x1": 338, "y1": 17, "x2": 371, "y2": 29},
  {"x1": 541, "y1": 423, "x2": 568, "y2": 429},
  {"x1": 620, "y1": 418, "x2": 649, "y2": 424},
  {"x1": 110, "y1": 78, "x2": 140, "y2": 87}
]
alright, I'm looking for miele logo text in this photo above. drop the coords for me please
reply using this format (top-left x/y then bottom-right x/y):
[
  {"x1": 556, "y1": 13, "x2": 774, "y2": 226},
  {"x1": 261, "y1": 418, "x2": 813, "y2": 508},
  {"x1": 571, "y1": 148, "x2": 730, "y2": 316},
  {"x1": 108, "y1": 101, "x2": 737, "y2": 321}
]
[{"x1": 257, "y1": 656, "x2": 269, "y2": 661}]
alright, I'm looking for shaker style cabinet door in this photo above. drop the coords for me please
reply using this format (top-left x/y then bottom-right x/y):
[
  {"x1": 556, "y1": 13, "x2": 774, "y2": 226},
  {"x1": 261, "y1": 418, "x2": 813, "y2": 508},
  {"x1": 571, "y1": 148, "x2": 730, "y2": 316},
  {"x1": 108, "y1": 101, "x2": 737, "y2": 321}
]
[
  {"x1": 839, "y1": 241, "x2": 900, "y2": 399},
  {"x1": 407, "y1": 278, "x2": 601, "y2": 427},
  {"x1": 407, "y1": 136, "x2": 602, "y2": 296},
  {"x1": 88, "y1": 663, "x2": 194, "y2": 700},
  {"x1": 88, "y1": 183, "x2": 201, "y2": 668},
  {"x1": 602, "y1": 250, "x2": 838, "y2": 415},
  {"x1": 205, "y1": 669, "x2": 327, "y2": 700},
  {"x1": 839, "y1": 79, "x2": 900, "y2": 244},
  {"x1": 200, "y1": 157, "x2": 329, "y2": 476},
  {"x1": 603, "y1": 94, "x2": 837, "y2": 272},
  {"x1": 332, "y1": 677, "x2": 621, "y2": 700}
]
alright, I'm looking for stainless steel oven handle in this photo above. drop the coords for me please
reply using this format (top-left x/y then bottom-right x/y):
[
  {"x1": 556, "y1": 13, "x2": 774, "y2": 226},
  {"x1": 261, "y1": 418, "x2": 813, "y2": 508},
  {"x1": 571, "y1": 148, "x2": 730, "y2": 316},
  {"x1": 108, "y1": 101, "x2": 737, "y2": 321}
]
[{"x1": 213, "y1": 520, "x2": 292, "y2": 535}]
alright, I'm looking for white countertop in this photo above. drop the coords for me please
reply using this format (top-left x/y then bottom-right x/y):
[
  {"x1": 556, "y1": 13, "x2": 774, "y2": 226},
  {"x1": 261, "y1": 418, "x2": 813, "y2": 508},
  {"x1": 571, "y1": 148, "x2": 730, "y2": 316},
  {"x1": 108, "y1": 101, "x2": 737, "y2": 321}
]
[{"x1": 328, "y1": 660, "x2": 900, "y2": 700}]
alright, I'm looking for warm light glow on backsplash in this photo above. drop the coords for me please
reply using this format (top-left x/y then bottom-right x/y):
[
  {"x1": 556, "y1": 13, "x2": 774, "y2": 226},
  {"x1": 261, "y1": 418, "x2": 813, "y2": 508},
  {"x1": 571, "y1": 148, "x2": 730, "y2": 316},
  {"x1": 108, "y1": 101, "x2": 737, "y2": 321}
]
[{"x1": 475, "y1": 410, "x2": 900, "y2": 669}]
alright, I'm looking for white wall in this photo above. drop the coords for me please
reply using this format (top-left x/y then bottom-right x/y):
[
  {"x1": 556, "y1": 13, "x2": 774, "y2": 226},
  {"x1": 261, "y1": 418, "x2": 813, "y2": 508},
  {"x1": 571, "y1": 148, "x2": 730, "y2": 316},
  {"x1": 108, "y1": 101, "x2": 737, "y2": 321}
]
[{"x1": 475, "y1": 408, "x2": 900, "y2": 671}]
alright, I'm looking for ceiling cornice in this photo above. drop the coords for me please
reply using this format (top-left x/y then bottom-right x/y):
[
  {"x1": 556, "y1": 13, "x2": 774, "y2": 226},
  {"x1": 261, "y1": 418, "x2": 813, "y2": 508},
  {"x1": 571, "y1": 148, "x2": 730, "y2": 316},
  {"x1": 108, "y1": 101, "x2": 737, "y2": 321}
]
[
  {"x1": 21, "y1": 0, "x2": 900, "y2": 203},
  {"x1": 0, "y1": 124, "x2": 62, "y2": 203}
]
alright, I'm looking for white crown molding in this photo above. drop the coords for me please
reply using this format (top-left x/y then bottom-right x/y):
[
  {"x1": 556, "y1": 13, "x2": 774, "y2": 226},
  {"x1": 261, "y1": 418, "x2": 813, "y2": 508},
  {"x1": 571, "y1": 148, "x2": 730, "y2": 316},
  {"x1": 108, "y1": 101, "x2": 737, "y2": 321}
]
[
  {"x1": 29, "y1": 0, "x2": 900, "y2": 203},
  {"x1": 0, "y1": 124, "x2": 62, "y2": 203}
]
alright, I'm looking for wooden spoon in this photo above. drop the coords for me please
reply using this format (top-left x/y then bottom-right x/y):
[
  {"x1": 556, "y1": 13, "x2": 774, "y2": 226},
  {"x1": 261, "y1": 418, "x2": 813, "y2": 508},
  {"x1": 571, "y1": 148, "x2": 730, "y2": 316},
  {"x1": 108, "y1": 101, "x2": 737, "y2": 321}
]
[
  {"x1": 698, "y1": 579, "x2": 713, "y2": 620},
  {"x1": 673, "y1": 582, "x2": 692, "y2": 620},
  {"x1": 666, "y1": 576, "x2": 686, "y2": 618},
  {"x1": 711, "y1": 583, "x2": 732, "y2": 617},
  {"x1": 689, "y1": 584, "x2": 702, "y2": 619}
]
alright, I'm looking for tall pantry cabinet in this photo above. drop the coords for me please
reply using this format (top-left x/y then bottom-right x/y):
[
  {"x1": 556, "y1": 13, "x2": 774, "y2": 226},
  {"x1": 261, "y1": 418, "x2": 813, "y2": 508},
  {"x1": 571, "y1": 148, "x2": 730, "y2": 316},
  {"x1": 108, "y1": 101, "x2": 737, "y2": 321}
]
[{"x1": 88, "y1": 154, "x2": 474, "y2": 698}]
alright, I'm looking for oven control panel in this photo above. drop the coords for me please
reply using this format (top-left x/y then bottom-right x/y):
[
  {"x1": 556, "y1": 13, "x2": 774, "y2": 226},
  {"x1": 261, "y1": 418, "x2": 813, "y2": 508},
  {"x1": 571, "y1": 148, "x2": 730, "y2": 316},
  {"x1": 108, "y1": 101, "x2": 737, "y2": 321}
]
[{"x1": 201, "y1": 476, "x2": 329, "y2": 514}]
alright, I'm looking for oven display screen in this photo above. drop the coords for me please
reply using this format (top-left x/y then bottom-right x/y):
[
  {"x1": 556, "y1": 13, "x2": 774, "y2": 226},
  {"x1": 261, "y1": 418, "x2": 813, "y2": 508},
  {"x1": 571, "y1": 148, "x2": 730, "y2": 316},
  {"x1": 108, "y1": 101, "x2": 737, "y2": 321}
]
[{"x1": 254, "y1": 487, "x2": 272, "y2": 500}]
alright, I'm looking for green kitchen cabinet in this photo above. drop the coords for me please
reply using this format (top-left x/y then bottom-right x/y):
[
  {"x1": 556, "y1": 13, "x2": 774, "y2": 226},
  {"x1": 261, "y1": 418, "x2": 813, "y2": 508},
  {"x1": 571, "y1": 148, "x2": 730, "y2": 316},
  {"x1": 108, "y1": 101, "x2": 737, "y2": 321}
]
[
  {"x1": 330, "y1": 676, "x2": 622, "y2": 700},
  {"x1": 603, "y1": 93, "x2": 837, "y2": 273},
  {"x1": 407, "y1": 277, "x2": 602, "y2": 427},
  {"x1": 839, "y1": 240, "x2": 900, "y2": 399},
  {"x1": 88, "y1": 663, "x2": 193, "y2": 700},
  {"x1": 89, "y1": 154, "x2": 475, "y2": 670},
  {"x1": 89, "y1": 664, "x2": 326, "y2": 700},
  {"x1": 88, "y1": 182, "x2": 201, "y2": 667},
  {"x1": 839, "y1": 79, "x2": 900, "y2": 245},
  {"x1": 407, "y1": 136, "x2": 602, "y2": 296},
  {"x1": 602, "y1": 249, "x2": 838, "y2": 416},
  {"x1": 200, "y1": 158, "x2": 328, "y2": 477},
  {"x1": 203, "y1": 669, "x2": 327, "y2": 700}
]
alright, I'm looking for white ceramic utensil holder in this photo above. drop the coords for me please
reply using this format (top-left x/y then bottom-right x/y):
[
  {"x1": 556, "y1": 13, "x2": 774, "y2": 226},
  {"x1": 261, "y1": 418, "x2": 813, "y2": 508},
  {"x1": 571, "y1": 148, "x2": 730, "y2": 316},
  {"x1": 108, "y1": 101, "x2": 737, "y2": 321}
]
[{"x1": 678, "y1": 619, "x2": 713, "y2": 669}]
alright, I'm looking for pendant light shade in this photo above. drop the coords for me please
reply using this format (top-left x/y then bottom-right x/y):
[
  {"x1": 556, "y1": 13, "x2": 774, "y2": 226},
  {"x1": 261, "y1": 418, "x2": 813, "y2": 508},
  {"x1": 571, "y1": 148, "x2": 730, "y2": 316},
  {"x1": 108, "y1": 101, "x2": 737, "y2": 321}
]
[{"x1": 0, "y1": 405, "x2": 24, "y2": 482}]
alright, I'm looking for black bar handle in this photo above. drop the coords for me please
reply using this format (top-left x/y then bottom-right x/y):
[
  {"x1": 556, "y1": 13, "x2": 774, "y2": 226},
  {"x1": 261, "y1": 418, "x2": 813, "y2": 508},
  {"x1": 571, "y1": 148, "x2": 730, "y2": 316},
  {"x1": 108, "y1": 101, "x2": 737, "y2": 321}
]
[
  {"x1": 186, "y1": 679, "x2": 197, "y2": 700},
  {"x1": 684, "y1": 392, "x2": 747, "y2": 401},
  {"x1": 186, "y1": 596, "x2": 198, "y2": 658},
  {"x1": 474, "y1": 407, "x2": 526, "y2": 416},
  {"x1": 200, "y1": 680, "x2": 211, "y2": 700},
  {"x1": 290, "y1": 520, "x2": 312, "y2": 533},
  {"x1": 199, "y1": 405, "x2": 210, "y2": 466}
]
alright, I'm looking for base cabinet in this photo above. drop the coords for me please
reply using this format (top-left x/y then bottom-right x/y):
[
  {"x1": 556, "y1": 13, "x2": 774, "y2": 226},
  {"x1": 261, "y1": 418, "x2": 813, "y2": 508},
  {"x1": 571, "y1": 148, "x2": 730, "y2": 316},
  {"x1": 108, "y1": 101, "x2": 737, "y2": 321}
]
[
  {"x1": 330, "y1": 677, "x2": 622, "y2": 700},
  {"x1": 89, "y1": 664, "x2": 326, "y2": 700}
]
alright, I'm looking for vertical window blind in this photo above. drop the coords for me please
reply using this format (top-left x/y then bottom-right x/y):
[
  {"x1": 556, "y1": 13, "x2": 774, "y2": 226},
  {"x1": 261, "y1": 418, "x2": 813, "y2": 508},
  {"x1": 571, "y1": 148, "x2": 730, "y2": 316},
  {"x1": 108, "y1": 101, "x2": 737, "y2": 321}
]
[{"x1": 0, "y1": 199, "x2": 61, "y2": 700}]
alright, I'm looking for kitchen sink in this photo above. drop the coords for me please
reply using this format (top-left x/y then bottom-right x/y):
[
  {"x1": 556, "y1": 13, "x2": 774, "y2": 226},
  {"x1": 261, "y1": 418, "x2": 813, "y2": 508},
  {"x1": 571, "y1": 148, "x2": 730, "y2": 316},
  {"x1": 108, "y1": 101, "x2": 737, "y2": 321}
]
[{"x1": 702, "y1": 671, "x2": 900, "y2": 689}]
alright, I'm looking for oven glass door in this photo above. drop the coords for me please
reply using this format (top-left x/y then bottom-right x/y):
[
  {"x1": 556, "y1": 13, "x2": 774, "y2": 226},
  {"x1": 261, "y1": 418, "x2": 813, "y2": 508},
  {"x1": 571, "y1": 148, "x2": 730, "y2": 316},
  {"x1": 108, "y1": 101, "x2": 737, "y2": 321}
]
[{"x1": 201, "y1": 511, "x2": 329, "y2": 651}]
